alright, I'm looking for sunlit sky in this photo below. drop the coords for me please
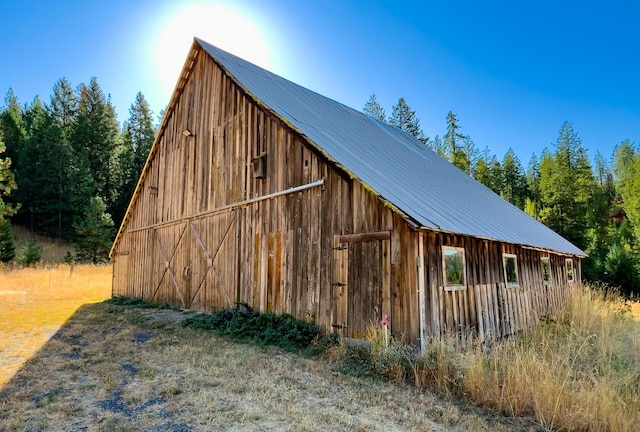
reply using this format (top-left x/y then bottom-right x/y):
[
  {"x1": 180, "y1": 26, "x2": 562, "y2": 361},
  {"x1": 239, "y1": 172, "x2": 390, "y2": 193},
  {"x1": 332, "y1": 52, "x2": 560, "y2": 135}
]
[{"x1": 2, "y1": 0, "x2": 640, "y2": 164}]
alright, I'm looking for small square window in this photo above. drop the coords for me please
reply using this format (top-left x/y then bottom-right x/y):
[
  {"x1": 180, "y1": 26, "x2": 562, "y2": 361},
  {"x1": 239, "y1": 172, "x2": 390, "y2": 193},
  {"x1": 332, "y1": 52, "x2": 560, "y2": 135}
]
[
  {"x1": 503, "y1": 253, "x2": 519, "y2": 287},
  {"x1": 566, "y1": 259, "x2": 575, "y2": 283},
  {"x1": 541, "y1": 257, "x2": 551, "y2": 283},
  {"x1": 442, "y1": 246, "x2": 466, "y2": 291}
]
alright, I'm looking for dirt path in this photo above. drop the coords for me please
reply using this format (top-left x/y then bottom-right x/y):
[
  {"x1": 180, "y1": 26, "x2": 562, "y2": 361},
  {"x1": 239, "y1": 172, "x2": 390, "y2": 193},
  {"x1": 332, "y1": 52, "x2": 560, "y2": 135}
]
[{"x1": 0, "y1": 303, "x2": 541, "y2": 431}]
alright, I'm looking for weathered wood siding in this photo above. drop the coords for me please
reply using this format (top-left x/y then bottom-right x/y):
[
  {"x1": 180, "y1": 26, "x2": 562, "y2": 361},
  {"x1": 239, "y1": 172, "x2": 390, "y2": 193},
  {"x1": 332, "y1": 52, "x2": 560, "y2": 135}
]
[
  {"x1": 421, "y1": 232, "x2": 580, "y2": 342},
  {"x1": 112, "y1": 49, "x2": 421, "y2": 342}
]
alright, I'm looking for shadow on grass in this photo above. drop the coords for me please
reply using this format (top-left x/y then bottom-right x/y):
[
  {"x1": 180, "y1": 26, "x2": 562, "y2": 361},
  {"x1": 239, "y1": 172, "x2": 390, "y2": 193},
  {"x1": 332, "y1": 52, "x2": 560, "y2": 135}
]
[{"x1": 0, "y1": 302, "x2": 192, "y2": 432}]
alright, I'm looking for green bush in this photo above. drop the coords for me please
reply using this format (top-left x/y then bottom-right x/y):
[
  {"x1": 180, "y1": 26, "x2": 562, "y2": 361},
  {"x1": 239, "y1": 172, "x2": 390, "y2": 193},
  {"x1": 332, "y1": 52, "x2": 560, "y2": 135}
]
[
  {"x1": 182, "y1": 302, "x2": 322, "y2": 351},
  {"x1": 106, "y1": 297, "x2": 173, "y2": 309},
  {"x1": 603, "y1": 243, "x2": 640, "y2": 297},
  {"x1": 16, "y1": 241, "x2": 41, "y2": 266}
]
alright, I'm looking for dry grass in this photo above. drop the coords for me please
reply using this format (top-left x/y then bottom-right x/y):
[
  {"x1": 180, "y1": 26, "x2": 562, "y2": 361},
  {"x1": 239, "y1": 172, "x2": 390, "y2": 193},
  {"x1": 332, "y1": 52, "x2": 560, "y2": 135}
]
[
  {"x1": 407, "y1": 286, "x2": 640, "y2": 432},
  {"x1": 0, "y1": 266, "x2": 536, "y2": 431},
  {"x1": 0, "y1": 264, "x2": 112, "y2": 386},
  {"x1": 11, "y1": 224, "x2": 76, "y2": 263}
]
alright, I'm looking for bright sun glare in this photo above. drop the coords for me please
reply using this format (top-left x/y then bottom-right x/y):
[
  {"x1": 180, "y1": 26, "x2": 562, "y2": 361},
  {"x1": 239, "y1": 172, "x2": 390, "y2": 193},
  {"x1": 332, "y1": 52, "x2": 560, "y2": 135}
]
[{"x1": 154, "y1": 2, "x2": 274, "y2": 102}]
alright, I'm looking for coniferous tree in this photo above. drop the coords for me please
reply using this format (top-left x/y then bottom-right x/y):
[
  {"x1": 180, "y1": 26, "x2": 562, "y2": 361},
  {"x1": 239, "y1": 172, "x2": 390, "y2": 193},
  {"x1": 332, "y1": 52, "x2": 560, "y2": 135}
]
[
  {"x1": 0, "y1": 217, "x2": 14, "y2": 263},
  {"x1": 389, "y1": 98, "x2": 429, "y2": 144},
  {"x1": 0, "y1": 89, "x2": 26, "y2": 165},
  {"x1": 71, "y1": 78, "x2": 121, "y2": 214},
  {"x1": 583, "y1": 150, "x2": 618, "y2": 282},
  {"x1": 49, "y1": 78, "x2": 78, "y2": 138},
  {"x1": 538, "y1": 122, "x2": 595, "y2": 250},
  {"x1": 74, "y1": 196, "x2": 115, "y2": 264},
  {"x1": 430, "y1": 134, "x2": 446, "y2": 158},
  {"x1": 363, "y1": 94, "x2": 386, "y2": 122},
  {"x1": 0, "y1": 130, "x2": 17, "y2": 219},
  {"x1": 501, "y1": 148, "x2": 527, "y2": 209},
  {"x1": 526, "y1": 153, "x2": 541, "y2": 208},
  {"x1": 473, "y1": 147, "x2": 496, "y2": 190},
  {"x1": 444, "y1": 111, "x2": 471, "y2": 173},
  {"x1": 603, "y1": 243, "x2": 640, "y2": 296},
  {"x1": 613, "y1": 141, "x2": 640, "y2": 239},
  {"x1": 113, "y1": 92, "x2": 156, "y2": 225},
  {"x1": 488, "y1": 155, "x2": 503, "y2": 195}
]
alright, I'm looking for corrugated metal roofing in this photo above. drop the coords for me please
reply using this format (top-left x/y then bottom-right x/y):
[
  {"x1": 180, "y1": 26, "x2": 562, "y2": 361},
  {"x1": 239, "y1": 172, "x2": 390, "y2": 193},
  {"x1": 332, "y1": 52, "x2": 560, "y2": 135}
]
[{"x1": 197, "y1": 38, "x2": 586, "y2": 257}]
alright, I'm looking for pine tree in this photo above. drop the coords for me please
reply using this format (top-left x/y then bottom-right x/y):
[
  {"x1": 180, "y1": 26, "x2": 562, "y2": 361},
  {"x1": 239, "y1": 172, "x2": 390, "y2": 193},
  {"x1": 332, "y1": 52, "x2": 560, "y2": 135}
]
[
  {"x1": 74, "y1": 196, "x2": 115, "y2": 264},
  {"x1": 501, "y1": 148, "x2": 527, "y2": 209},
  {"x1": 0, "y1": 130, "x2": 17, "y2": 219},
  {"x1": 71, "y1": 78, "x2": 121, "y2": 214},
  {"x1": 539, "y1": 122, "x2": 595, "y2": 249},
  {"x1": 613, "y1": 141, "x2": 640, "y2": 239},
  {"x1": 603, "y1": 243, "x2": 640, "y2": 297},
  {"x1": 363, "y1": 94, "x2": 386, "y2": 122},
  {"x1": 113, "y1": 92, "x2": 156, "y2": 225},
  {"x1": 526, "y1": 153, "x2": 541, "y2": 207},
  {"x1": 389, "y1": 98, "x2": 429, "y2": 144},
  {"x1": 49, "y1": 78, "x2": 78, "y2": 138},
  {"x1": 0, "y1": 89, "x2": 26, "y2": 165},
  {"x1": 473, "y1": 147, "x2": 495, "y2": 189},
  {"x1": 0, "y1": 217, "x2": 14, "y2": 263},
  {"x1": 444, "y1": 111, "x2": 471, "y2": 173},
  {"x1": 488, "y1": 156, "x2": 503, "y2": 195},
  {"x1": 429, "y1": 134, "x2": 446, "y2": 158}
]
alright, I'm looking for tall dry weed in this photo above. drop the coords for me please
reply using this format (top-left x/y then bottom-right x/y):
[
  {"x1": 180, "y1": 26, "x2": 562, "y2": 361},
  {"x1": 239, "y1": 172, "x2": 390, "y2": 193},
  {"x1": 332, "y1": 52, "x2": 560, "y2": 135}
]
[
  {"x1": 332, "y1": 285, "x2": 640, "y2": 431},
  {"x1": 462, "y1": 286, "x2": 640, "y2": 431}
]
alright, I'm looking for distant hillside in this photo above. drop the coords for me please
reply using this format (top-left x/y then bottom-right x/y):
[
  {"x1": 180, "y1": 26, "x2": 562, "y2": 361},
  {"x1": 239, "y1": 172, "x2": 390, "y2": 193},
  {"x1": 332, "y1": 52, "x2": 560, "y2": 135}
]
[{"x1": 11, "y1": 224, "x2": 76, "y2": 264}]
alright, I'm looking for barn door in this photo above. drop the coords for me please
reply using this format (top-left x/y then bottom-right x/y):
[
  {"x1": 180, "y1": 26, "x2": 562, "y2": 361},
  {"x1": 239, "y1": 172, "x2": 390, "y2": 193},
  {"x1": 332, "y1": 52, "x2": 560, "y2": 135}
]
[
  {"x1": 332, "y1": 232, "x2": 390, "y2": 339},
  {"x1": 150, "y1": 211, "x2": 237, "y2": 309}
]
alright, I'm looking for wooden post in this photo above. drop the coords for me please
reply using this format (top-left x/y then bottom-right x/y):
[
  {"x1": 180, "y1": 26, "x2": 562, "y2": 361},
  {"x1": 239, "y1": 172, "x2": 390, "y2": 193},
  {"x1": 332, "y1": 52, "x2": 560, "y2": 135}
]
[{"x1": 417, "y1": 232, "x2": 427, "y2": 354}]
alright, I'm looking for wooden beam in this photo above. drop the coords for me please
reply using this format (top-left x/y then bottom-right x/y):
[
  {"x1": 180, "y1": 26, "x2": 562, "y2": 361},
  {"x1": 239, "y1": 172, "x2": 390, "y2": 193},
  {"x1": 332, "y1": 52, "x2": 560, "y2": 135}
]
[
  {"x1": 129, "y1": 179, "x2": 324, "y2": 233},
  {"x1": 338, "y1": 230, "x2": 391, "y2": 244}
]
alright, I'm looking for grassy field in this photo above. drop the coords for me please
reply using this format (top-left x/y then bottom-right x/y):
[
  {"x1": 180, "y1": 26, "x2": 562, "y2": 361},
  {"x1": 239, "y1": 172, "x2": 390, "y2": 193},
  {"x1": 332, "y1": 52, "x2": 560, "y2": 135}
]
[
  {"x1": 1, "y1": 265, "x2": 638, "y2": 431},
  {"x1": 0, "y1": 265, "x2": 112, "y2": 386}
]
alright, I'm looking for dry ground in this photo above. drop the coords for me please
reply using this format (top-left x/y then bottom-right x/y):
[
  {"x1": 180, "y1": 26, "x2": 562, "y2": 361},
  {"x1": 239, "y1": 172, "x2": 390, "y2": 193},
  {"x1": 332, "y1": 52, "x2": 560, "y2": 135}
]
[
  {"x1": 0, "y1": 266, "x2": 540, "y2": 431},
  {"x1": 0, "y1": 265, "x2": 112, "y2": 386}
]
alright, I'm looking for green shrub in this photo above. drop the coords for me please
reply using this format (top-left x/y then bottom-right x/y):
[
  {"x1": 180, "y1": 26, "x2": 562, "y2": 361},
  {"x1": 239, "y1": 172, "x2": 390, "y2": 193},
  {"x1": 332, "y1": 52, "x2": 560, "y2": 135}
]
[
  {"x1": 182, "y1": 302, "x2": 322, "y2": 351},
  {"x1": 16, "y1": 241, "x2": 41, "y2": 266},
  {"x1": 106, "y1": 297, "x2": 173, "y2": 309}
]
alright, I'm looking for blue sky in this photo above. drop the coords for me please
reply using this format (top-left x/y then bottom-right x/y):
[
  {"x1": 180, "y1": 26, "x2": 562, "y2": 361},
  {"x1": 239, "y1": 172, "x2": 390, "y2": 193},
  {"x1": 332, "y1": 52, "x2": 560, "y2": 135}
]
[{"x1": 2, "y1": 0, "x2": 639, "y2": 165}]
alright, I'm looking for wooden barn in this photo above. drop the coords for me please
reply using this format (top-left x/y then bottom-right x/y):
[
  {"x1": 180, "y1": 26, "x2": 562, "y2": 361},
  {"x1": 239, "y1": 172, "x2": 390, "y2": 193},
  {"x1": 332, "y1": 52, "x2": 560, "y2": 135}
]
[{"x1": 110, "y1": 37, "x2": 585, "y2": 349}]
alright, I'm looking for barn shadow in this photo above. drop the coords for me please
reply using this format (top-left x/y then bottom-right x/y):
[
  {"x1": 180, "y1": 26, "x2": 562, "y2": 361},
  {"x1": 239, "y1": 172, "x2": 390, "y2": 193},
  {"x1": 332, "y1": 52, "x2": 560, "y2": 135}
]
[{"x1": 0, "y1": 301, "x2": 191, "y2": 431}]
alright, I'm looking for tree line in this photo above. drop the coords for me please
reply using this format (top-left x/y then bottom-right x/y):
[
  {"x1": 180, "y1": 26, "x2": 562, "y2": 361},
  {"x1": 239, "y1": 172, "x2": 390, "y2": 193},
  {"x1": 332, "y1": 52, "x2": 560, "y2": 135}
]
[
  {"x1": 365, "y1": 95, "x2": 640, "y2": 296},
  {"x1": 0, "y1": 78, "x2": 157, "y2": 263}
]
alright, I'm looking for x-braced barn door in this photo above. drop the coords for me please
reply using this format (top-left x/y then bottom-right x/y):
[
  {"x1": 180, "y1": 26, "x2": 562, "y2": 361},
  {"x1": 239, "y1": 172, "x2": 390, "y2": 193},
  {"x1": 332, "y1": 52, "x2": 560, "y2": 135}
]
[
  {"x1": 151, "y1": 211, "x2": 238, "y2": 310},
  {"x1": 332, "y1": 232, "x2": 391, "y2": 339}
]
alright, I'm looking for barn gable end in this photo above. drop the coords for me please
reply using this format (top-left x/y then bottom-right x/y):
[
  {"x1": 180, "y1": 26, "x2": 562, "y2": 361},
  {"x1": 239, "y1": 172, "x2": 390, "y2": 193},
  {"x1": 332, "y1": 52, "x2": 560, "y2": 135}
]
[{"x1": 112, "y1": 38, "x2": 584, "y2": 346}]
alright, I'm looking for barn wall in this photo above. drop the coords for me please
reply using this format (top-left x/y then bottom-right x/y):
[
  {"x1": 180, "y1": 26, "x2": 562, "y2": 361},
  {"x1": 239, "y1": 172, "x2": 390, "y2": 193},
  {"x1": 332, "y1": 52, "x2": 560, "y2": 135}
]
[
  {"x1": 421, "y1": 231, "x2": 581, "y2": 341},
  {"x1": 112, "y1": 49, "x2": 420, "y2": 341}
]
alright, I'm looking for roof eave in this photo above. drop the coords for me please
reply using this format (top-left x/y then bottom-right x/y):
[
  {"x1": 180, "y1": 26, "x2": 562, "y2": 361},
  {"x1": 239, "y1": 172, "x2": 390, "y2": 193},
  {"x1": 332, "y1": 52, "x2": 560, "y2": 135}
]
[{"x1": 418, "y1": 226, "x2": 587, "y2": 258}]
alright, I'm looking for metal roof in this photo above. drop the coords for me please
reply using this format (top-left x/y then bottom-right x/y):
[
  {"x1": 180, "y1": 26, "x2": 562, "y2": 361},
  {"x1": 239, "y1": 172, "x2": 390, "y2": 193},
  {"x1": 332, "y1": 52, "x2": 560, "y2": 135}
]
[{"x1": 197, "y1": 38, "x2": 585, "y2": 257}]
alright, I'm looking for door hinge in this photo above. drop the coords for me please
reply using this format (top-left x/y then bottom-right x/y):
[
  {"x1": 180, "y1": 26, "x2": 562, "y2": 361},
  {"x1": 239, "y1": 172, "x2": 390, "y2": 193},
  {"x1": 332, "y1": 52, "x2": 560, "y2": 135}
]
[
  {"x1": 332, "y1": 282, "x2": 347, "y2": 287},
  {"x1": 331, "y1": 324, "x2": 346, "y2": 330}
]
